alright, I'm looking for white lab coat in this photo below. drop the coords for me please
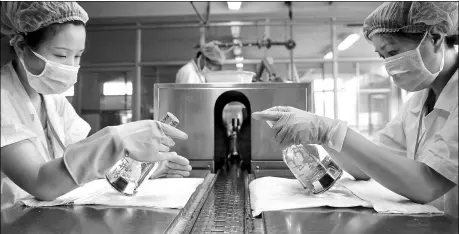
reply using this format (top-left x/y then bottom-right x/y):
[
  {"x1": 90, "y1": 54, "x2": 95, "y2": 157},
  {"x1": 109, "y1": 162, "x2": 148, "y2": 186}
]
[
  {"x1": 374, "y1": 69, "x2": 458, "y2": 217},
  {"x1": 1, "y1": 62, "x2": 91, "y2": 210},
  {"x1": 175, "y1": 60, "x2": 206, "y2": 83}
]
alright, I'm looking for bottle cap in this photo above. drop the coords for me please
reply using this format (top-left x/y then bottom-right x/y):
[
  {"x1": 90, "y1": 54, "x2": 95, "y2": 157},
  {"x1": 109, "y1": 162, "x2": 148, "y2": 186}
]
[{"x1": 161, "y1": 112, "x2": 179, "y2": 127}]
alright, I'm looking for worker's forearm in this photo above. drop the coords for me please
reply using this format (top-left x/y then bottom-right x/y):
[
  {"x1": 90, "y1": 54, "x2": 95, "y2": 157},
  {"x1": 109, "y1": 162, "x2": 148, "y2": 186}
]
[
  {"x1": 322, "y1": 145, "x2": 370, "y2": 180},
  {"x1": 340, "y1": 128, "x2": 454, "y2": 204},
  {"x1": 35, "y1": 158, "x2": 79, "y2": 201}
]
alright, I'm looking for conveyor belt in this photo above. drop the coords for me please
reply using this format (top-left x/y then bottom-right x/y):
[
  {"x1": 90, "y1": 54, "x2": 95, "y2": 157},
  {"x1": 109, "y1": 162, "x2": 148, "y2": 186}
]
[{"x1": 190, "y1": 161, "x2": 249, "y2": 234}]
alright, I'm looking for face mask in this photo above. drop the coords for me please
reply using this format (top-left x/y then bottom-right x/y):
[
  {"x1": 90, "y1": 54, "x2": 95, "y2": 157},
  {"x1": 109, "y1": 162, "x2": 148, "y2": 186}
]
[
  {"x1": 19, "y1": 49, "x2": 79, "y2": 94},
  {"x1": 384, "y1": 32, "x2": 445, "y2": 92},
  {"x1": 201, "y1": 66, "x2": 211, "y2": 74},
  {"x1": 197, "y1": 56, "x2": 211, "y2": 74}
]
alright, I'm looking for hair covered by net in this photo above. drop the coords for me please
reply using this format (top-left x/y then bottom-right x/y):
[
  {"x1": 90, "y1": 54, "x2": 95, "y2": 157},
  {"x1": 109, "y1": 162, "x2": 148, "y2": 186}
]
[
  {"x1": 1, "y1": 1, "x2": 89, "y2": 46},
  {"x1": 363, "y1": 1, "x2": 458, "y2": 40},
  {"x1": 200, "y1": 41, "x2": 226, "y2": 65}
]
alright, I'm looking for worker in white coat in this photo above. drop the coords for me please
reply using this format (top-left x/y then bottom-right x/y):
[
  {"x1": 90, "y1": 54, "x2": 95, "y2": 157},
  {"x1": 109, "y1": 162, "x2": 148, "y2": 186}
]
[
  {"x1": 253, "y1": 1, "x2": 458, "y2": 217},
  {"x1": 176, "y1": 41, "x2": 225, "y2": 83},
  {"x1": 0, "y1": 2, "x2": 192, "y2": 210}
]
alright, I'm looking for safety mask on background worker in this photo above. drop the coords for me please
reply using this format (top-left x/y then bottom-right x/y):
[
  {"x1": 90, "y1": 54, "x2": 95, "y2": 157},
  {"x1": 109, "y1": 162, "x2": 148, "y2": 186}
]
[
  {"x1": 199, "y1": 57, "x2": 212, "y2": 74},
  {"x1": 384, "y1": 31, "x2": 445, "y2": 92},
  {"x1": 19, "y1": 49, "x2": 79, "y2": 94},
  {"x1": 201, "y1": 66, "x2": 211, "y2": 74}
]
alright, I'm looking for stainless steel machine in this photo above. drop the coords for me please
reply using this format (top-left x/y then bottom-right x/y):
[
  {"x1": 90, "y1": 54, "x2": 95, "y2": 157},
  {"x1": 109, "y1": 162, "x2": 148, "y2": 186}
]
[
  {"x1": 154, "y1": 83, "x2": 312, "y2": 233},
  {"x1": 153, "y1": 83, "x2": 312, "y2": 175}
]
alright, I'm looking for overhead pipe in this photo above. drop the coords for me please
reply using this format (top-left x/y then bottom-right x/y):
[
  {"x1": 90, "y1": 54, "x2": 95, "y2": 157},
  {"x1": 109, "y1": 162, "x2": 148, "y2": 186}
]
[
  {"x1": 191, "y1": 1, "x2": 211, "y2": 46},
  {"x1": 86, "y1": 20, "x2": 364, "y2": 31},
  {"x1": 191, "y1": 1, "x2": 298, "y2": 74},
  {"x1": 190, "y1": 2, "x2": 206, "y2": 23},
  {"x1": 193, "y1": 39, "x2": 295, "y2": 50},
  {"x1": 204, "y1": 2, "x2": 210, "y2": 23},
  {"x1": 80, "y1": 57, "x2": 382, "y2": 69}
]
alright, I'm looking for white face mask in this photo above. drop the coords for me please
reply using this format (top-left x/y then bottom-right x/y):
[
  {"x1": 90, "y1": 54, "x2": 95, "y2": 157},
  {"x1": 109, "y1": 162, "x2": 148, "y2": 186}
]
[
  {"x1": 384, "y1": 32, "x2": 445, "y2": 92},
  {"x1": 201, "y1": 66, "x2": 211, "y2": 74},
  {"x1": 197, "y1": 55, "x2": 211, "y2": 74},
  {"x1": 19, "y1": 49, "x2": 79, "y2": 94}
]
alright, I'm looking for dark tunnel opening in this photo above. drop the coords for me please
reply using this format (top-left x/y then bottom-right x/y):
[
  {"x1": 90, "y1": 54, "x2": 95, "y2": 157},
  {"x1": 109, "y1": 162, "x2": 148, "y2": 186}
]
[{"x1": 214, "y1": 90, "x2": 251, "y2": 173}]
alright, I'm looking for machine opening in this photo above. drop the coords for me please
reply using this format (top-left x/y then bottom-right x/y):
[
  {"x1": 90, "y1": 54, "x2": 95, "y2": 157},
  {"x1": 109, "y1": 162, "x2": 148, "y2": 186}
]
[{"x1": 214, "y1": 91, "x2": 251, "y2": 172}]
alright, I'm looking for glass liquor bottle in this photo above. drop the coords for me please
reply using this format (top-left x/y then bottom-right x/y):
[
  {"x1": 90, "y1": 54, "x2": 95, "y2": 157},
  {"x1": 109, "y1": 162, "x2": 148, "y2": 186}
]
[
  {"x1": 105, "y1": 112, "x2": 180, "y2": 196},
  {"x1": 267, "y1": 121, "x2": 343, "y2": 194}
]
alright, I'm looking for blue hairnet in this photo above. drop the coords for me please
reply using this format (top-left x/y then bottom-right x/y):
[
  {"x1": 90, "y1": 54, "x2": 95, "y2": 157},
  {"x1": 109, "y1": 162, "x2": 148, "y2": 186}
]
[
  {"x1": 363, "y1": 2, "x2": 458, "y2": 40},
  {"x1": 1, "y1": 1, "x2": 89, "y2": 46}
]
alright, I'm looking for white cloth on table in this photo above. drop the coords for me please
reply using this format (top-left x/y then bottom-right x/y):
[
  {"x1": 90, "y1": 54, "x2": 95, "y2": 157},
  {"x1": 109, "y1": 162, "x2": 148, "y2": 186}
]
[
  {"x1": 338, "y1": 178, "x2": 444, "y2": 215},
  {"x1": 19, "y1": 178, "x2": 204, "y2": 209},
  {"x1": 249, "y1": 176, "x2": 442, "y2": 217}
]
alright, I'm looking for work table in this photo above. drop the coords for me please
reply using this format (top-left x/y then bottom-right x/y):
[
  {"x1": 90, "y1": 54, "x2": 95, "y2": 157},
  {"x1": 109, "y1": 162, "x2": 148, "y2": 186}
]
[{"x1": 1, "y1": 169, "x2": 457, "y2": 234}]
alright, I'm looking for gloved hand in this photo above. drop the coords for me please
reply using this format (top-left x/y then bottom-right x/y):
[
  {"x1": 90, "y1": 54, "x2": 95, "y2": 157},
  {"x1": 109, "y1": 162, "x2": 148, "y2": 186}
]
[
  {"x1": 149, "y1": 153, "x2": 192, "y2": 179},
  {"x1": 63, "y1": 120, "x2": 188, "y2": 186},
  {"x1": 252, "y1": 106, "x2": 348, "y2": 152}
]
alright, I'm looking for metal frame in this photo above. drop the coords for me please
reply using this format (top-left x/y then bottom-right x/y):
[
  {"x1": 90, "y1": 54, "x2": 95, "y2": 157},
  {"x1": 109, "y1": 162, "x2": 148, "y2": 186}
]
[
  {"x1": 331, "y1": 18, "x2": 339, "y2": 119},
  {"x1": 355, "y1": 62, "x2": 361, "y2": 130},
  {"x1": 133, "y1": 22, "x2": 142, "y2": 121}
]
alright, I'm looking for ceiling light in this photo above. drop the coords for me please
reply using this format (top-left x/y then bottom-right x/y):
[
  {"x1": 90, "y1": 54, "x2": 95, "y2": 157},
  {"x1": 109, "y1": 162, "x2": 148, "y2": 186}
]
[
  {"x1": 235, "y1": 56, "x2": 244, "y2": 62},
  {"x1": 324, "y1": 52, "x2": 333, "y2": 59},
  {"x1": 236, "y1": 63, "x2": 244, "y2": 68},
  {"x1": 338, "y1": 33, "x2": 360, "y2": 51},
  {"x1": 227, "y1": 2, "x2": 242, "y2": 11}
]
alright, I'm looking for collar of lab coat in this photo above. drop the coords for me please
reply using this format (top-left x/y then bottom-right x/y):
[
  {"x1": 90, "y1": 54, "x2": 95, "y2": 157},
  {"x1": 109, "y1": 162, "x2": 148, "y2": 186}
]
[
  {"x1": 409, "y1": 69, "x2": 458, "y2": 115},
  {"x1": 43, "y1": 95, "x2": 66, "y2": 148},
  {"x1": 190, "y1": 59, "x2": 206, "y2": 83}
]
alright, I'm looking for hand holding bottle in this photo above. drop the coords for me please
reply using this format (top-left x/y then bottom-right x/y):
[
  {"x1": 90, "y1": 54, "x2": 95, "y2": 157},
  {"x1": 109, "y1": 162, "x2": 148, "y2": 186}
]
[
  {"x1": 251, "y1": 106, "x2": 348, "y2": 152},
  {"x1": 64, "y1": 120, "x2": 188, "y2": 186},
  {"x1": 149, "y1": 153, "x2": 192, "y2": 179}
]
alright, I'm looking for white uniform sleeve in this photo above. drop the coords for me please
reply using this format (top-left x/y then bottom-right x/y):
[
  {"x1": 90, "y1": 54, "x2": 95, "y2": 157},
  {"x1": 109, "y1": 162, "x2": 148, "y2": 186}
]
[
  {"x1": 58, "y1": 96, "x2": 91, "y2": 145},
  {"x1": 419, "y1": 106, "x2": 458, "y2": 185},
  {"x1": 175, "y1": 65, "x2": 189, "y2": 83},
  {"x1": 1, "y1": 91, "x2": 37, "y2": 147},
  {"x1": 373, "y1": 108, "x2": 408, "y2": 158},
  {"x1": 176, "y1": 62, "x2": 203, "y2": 83}
]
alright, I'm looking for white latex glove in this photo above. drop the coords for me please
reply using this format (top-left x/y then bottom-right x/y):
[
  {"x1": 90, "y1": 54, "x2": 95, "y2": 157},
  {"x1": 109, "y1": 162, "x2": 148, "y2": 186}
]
[
  {"x1": 149, "y1": 153, "x2": 192, "y2": 179},
  {"x1": 64, "y1": 120, "x2": 188, "y2": 185},
  {"x1": 251, "y1": 106, "x2": 348, "y2": 152}
]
